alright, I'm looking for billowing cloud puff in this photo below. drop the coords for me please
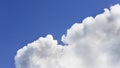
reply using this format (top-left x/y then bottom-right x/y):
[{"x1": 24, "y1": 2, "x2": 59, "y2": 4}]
[{"x1": 15, "y1": 4, "x2": 120, "y2": 68}]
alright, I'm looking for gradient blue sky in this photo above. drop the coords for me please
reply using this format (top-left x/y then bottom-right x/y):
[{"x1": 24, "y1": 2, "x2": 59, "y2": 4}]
[{"x1": 0, "y1": 0, "x2": 120, "y2": 68}]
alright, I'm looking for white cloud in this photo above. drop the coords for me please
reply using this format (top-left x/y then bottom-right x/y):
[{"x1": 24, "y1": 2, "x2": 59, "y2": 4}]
[{"x1": 15, "y1": 4, "x2": 120, "y2": 68}]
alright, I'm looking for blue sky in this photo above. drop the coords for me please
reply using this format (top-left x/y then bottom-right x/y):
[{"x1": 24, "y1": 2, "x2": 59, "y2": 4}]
[{"x1": 0, "y1": 0, "x2": 120, "y2": 68}]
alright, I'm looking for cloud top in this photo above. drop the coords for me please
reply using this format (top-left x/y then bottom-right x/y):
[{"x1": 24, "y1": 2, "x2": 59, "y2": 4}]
[{"x1": 15, "y1": 4, "x2": 120, "y2": 68}]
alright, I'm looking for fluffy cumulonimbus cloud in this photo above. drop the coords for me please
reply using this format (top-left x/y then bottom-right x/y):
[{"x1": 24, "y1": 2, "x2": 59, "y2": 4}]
[{"x1": 15, "y1": 4, "x2": 120, "y2": 68}]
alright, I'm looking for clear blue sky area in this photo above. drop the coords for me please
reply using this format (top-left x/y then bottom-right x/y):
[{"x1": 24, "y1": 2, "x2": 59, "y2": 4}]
[{"x1": 0, "y1": 0, "x2": 120, "y2": 68}]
